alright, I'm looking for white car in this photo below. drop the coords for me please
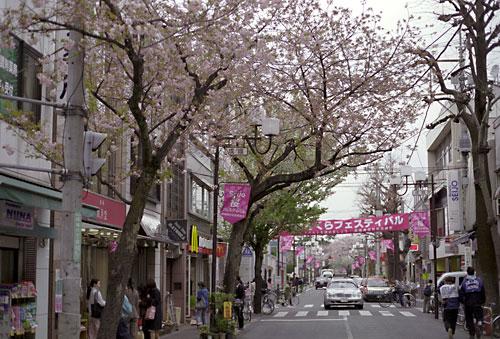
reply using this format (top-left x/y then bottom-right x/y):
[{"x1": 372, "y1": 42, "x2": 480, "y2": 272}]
[{"x1": 324, "y1": 279, "x2": 364, "y2": 309}]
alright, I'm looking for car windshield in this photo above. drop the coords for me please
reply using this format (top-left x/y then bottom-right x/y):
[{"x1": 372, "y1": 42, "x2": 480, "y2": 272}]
[
  {"x1": 323, "y1": 273, "x2": 333, "y2": 278},
  {"x1": 328, "y1": 281, "x2": 356, "y2": 289},
  {"x1": 367, "y1": 279, "x2": 388, "y2": 287}
]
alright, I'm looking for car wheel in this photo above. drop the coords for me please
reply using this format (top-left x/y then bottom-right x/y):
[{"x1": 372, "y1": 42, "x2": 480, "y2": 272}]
[
  {"x1": 324, "y1": 305, "x2": 330, "y2": 310},
  {"x1": 356, "y1": 305, "x2": 363, "y2": 310}
]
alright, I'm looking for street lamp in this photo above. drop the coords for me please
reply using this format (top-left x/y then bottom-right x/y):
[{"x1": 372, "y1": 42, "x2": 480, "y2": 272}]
[{"x1": 392, "y1": 169, "x2": 438, "y2": 320}]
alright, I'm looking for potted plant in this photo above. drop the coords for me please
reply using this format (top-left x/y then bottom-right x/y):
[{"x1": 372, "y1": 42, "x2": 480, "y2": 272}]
[
  {"x1": 198, "y1": 292, "x2": 237, "y2": 339},
  {"x1": 190, "y1": 295, "x2": 198, "y2": 325}
]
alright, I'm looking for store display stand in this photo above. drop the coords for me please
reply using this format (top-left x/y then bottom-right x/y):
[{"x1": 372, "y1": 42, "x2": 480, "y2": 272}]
[{"x1": 0, "y1": 283, "x2": 37, "y2": 338}]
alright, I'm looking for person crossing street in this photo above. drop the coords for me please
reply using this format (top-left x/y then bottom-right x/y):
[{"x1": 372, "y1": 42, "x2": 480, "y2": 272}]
[{"x1": 459, "y1": 267, "x2": 486, "y2": 339}]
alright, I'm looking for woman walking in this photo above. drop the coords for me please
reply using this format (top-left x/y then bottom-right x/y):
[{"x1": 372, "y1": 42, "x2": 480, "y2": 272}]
[
  {"x1": 143, "y1": 279, "x2": 162, "y2": 339},
  {"x1": 195, "y1": 282, "x2": 209, "y2": 325},
  {"x1": 125, "y1": 278, "x2": 140, "y2": 337},
  {"x1": 87, "y1": 278, "x2": 106, "y2": 339}
]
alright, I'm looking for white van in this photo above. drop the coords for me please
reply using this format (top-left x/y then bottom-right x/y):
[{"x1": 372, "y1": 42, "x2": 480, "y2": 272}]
[{"x1": 437, "y1": 271, "x2": 467, "y2": 290}]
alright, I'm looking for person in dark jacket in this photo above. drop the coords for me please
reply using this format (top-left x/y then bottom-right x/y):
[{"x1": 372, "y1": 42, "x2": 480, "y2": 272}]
[
  {"x1": 235, "y1": 276, "x2": 246, "y2": 330},
  {"x1": 143, "y1": 279, "x2": 162, "y2": 339},
  {"x1": 459, "y1": 267, "x2": 486, "y2": 339}
]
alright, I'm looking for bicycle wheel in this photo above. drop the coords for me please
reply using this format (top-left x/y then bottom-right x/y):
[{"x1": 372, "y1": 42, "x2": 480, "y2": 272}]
[
  {"x1": 405, "y1": 294, "x2": 416, "y2": 308},
  {"x1": 262, "y1": 300, "x2": 274, "y2": 315},
  {"x1": 378, "y1": 294, "x2": 392, "y2": 308},
  {"x1": 492, "y1": 316, "x2": 500, "y2": 338}
]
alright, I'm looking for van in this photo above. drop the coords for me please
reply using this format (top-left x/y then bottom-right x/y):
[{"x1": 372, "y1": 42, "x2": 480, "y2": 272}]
[{"x1": 437, "y1": 271, "x2": 467, "y2": 290}]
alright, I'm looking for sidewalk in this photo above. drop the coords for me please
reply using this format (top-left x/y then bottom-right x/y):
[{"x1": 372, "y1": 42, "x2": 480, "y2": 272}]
[{"x1": 160, "y1": 323, "x2": 199, "y2": 339}]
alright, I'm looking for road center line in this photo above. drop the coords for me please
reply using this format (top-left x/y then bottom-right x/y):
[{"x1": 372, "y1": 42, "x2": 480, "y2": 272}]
[{"x1": 344, "y1": 317, "x2": 354, "y2": 339}]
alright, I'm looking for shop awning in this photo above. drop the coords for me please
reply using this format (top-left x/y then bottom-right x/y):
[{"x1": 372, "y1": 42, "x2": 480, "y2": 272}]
[
  {"x1": 141, "y1": 214, "x2": 173, "y2": 243},
  {"x1": 0, "y1": 223, "x2": 56, "y2": 239},
  {"x1": 0, "y1": 173, "x2": 97, "y2": 218},
  {"x1": 450, "y1": 231, "x2": 475, "y2": 245}
]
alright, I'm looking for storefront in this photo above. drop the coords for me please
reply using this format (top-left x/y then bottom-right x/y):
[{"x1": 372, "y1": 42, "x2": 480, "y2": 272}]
[{"x1": 0, "y1": 173, "x2": 96, "y2": 339}]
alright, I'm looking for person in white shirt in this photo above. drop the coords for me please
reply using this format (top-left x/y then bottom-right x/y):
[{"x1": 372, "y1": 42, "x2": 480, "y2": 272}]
[
  {"x1": 86, "y1": 278, "x2": 106, "y2": 339},
  {"x1": 440, "y1": 276, "x2": 460, "y2": 339}
]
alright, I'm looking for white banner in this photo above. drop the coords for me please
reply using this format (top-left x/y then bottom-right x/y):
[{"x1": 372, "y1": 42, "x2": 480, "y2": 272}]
[{"x1": 447, "y1": 169, "x2": 463, "y2": 232}]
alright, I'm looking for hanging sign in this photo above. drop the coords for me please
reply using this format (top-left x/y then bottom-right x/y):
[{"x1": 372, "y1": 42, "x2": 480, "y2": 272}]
[
  {"x1": 296, "y1": 246, "x2": 304, "y2": 256},
  {"x1": 0, "y1": 201, "x2": 34, "y2": 229},
  {"x1": 410, "y1": 211, "x2": 430, "y2": 238},
  {"x1": 190, "y1": 225, "x2": 199, "y2": 253},
  {"x1": 302, "y1": 212, "x2": 420, "y2": 235},
  {"x1": 368, "y1": 251, "x2": 377, "y2": 261},
  {"x1": 382, "y1": 239, "x2": 394, "y2": 252},
  {"x1": 279, "y1": 235, "x2": 293, "y2": 252},
  {"x1": 447, "y1": 169, "x2": 463, "y2": 231},
  {"x1": 166, "y1": 219, "x2": 188, "y2": 243},
  {"x1": 220, "y1": 183, "x2": 251, "y2": 224}
]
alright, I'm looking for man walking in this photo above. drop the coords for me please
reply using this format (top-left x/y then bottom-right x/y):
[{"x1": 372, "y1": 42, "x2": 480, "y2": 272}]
[
  {"x1": 440, "y1": 276, "x2": 460, "y2": 338},
  {"x1": 423, "y1": 279, "x2": 433, "y2": 313},
  {"x1": 459, "y1": 267, "x2": 486, "y2": 339}
]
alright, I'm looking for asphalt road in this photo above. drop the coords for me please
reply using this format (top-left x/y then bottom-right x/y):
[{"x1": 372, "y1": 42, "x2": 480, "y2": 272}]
[{"x1": 239, "y1": 287, "x2": 473, "y2": 339}]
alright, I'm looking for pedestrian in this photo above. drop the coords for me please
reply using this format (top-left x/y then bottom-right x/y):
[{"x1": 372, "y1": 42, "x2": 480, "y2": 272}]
[
  {"x1": 267, "y1": 278, "x2": 272, "y2": 291},
  {"x1": 143, "y1": 279, "x2": 162, "y2": 339},
  {"x1": 195, "y1": 282, "x2": 209, "y2": 326},
  {"x1": 117, "y1": 294, "x2": 133, "y2": 339},
  {"x1": 423, "y1": 279, "x2": 433, "y2": 313},
  {"x1": 125, "y1": 278, "x2": 140, "y2": 337},
  {"x1": 440, "y1": 276, "x2": 460, "y2": 339},
  {"x1": 235, "y1": 276, "x2": 246, "y2": 330},
  {"x1": 459, "y1": 266, "x2": 486, "y2": 339},
  {"x1": 87, "y1": 278, "x2": 106, "y2": 339}
]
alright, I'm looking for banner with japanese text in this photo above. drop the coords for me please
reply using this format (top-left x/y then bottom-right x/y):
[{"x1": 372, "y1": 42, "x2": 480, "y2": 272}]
[
  {"x1": 220, "y1": 183, "x2": 251, "y2": 224},
  {"x1": 303, "y1": 212, "x2": 421, "y2": 235},
  {"x1": 280, "y1": 235, "x2": 294, "y2": 252},
  {"x1": 409, "y1": 211, "x2": 430, "y2": 238}
]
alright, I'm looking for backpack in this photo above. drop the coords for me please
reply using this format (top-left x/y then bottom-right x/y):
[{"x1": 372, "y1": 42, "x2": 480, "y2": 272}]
[{"x1": 423, "y1": 285, "x2": 432, "y2": 297}]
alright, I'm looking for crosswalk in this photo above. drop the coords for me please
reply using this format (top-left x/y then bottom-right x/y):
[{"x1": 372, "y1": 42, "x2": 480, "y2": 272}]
[{"x1": 269, "y1": 308, "x2": 418, "y2": 318}]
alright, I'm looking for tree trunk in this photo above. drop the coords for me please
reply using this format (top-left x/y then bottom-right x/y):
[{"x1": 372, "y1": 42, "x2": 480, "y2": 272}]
[
  {"x1": 223, "y1": 219, "x2": 248, "y2": 294},
  {"x1": 97, "y1": 172, "x2": 155, "y2": 339},
  {"x1": 253, "y1": 244, "x2": 264, "y2": 314}
]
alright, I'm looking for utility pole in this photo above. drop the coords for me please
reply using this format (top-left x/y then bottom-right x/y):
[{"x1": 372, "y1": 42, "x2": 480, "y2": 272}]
[
  {"x1": 430, "y1": 174, "x2": 439, "y2": 320},
  {"x1": 211, "y1": 144, "x2": 219, "y2": 294},
  {"x1": 58, "y1": 25, "x2": 85, "y2": 337}
]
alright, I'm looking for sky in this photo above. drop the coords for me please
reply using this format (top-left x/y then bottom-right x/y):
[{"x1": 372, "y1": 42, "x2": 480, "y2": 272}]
[{"x1": 319, "y1": 0, "x2": 442, "y2": 220}]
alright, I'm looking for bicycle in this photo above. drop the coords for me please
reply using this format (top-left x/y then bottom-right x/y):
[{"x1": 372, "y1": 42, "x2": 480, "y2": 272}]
[
  {"x1": 377, "y1": 288, "x2": 415, "y2": 308},
  {"x1": 242, "y1": 296, "x2": 253, "y2": 321},
  {"x1": 261, "y1": 292, "x2": 275, "y2": 315}
]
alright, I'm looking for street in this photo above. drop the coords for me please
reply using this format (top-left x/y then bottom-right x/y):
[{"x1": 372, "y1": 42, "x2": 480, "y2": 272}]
[{"x1": 239, "y1": 288, "x2": 471, "y2": 339}]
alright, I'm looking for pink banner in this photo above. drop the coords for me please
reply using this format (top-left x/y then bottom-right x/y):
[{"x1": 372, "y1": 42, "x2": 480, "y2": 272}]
[
  {"x1": 280, "y1": 235, "x2": 294, "y2": 252},
  {"x1": 410, "y1": 211, "x2": 430, "y2": 238},
  {"x1": 357, "y1": 256, "x2": 365, "y2": 266},
  {"x1": 368, "y1": 251, "x2": 377, "y2": 261},
  {"x1": 220, "y1": 183, "x2": 251, "y2": 224},
  {"x1": 303, "y1": 212, "x2": 415, "y2": 235},
  {"x1": 296, "y1": 246, "x2": 304, "y2": 256},
  {"x1": 306, "y1": 255, "x2": 314, "y2": 264},
  {"x1": 382, "y1": 239, "x2": 394, "y2": 252},
  {"x1": 315, "y1": 261, "x2": 321, "y2": 269}
]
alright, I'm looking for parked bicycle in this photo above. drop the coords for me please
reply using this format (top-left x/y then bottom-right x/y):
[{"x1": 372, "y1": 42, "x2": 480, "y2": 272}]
[
  {"x1": 242, "y1": 296, "x2": 253, "y2": 321},
  {"x1": 261, "y1": 291, "x2": 275, "y2": 315}
]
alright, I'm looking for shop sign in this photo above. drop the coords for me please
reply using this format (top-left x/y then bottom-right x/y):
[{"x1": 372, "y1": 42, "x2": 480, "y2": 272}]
[
  {"x1": 409, "y1": 243, "x2": 419, "y2": 252},
  {"x1": 190, "y1": 225, "x2": 199, "y2": 253},
  {"x1": 199, "y1": 236, "x2": 212, "y2": 249},
  {"x1": 0, "y1": 200, "x2": 34, "y2": 229},
  {"x1": 447, "y1": 170, "x2": 463, "y2": 232},
  {"x1": 82, "y1": 191, "x2": 126, "y2": 228},
  {"x1": 166, "y1": 219, "x2": 187, "y2": 243},
  {"x1": 464, "y1": 246, "x2": 472, "y2": 269}
]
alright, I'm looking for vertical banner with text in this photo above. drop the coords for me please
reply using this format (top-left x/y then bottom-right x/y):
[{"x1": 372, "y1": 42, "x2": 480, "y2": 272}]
[{"x1": 220, "y1": 183, "x2": 251, "y2": 224}]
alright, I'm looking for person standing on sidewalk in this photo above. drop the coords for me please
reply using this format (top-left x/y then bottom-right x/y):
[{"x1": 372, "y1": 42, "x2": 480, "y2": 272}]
[
  {"x1": 87, "y1": 278, "x2": 106, "y2": 339},
  {"x1": 235, "y1": 276, "x2": 246, "y2": 330},
  {"x1": 423, "y1": 279, "x2": 433, "y2": 313},
  {"x1": 440, "y1": 276, "x2": 460, "y2": 338},
  {"x1": 459, "y1": 266, "x2": 486, "y2": 339},
  {"x1": 195, "y1": 282, "x2": 209, "y2": 326}
]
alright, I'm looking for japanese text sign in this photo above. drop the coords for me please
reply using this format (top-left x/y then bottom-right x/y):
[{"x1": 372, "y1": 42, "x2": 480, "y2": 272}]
[
  {"x1": 280, "y1": 235, "x2": 294, "y2": 252},
  {"x1": 220, "y1": 183, "x2": 251, "y2": 224},
  {"x1": 409, "y1": 211, "x2": 430, "y2": 238},
  {"x1": 303, "y1": 212, "x2": 414, "y2": 235}
]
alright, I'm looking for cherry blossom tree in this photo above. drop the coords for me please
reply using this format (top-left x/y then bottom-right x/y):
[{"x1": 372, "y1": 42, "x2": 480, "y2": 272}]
[
  {"x1": 411, "y1": 0, "x2": 500, "y2": 305},
  {"x1": 218, "y1": 1, "x2": 426, "y2": 294},
  {"x1": 0, "y1": 0, "x2": 288, "y2": 336}
]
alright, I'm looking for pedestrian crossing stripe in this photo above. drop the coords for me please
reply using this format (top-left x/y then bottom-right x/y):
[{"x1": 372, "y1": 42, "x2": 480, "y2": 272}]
[
  {"x1": 274, "y1": 312, "x2": 288, "y2": 317},
  {"x1": 317, "y1": 311, "x2": 328, "y2": 316},
  {"x1": 359, "y1": 311, "x2": 372, "y2": 316},
  {"x1": 371, "y1": 304, "x2": 381, "y2": 308},
  {"x1": 399, "y1": 311, "x2": 416, "y2": 317},
  {"x1": 295, "y1": 311, "x2": 308, "y2": 317},
  {"x1": 304, "y1": 304, "x2": 314, "y2": 308},
  {"x1": 338, "y1": 310, "x2": 350, "y2": 316},
  {"x1": 379, "y1": 311, "x2": 394, "y2": 316}
]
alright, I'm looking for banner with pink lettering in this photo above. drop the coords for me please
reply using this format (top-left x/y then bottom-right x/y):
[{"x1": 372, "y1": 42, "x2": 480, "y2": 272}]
[
  {"x1": 356, "y1": 256, "x2": 365, "y2": 266},
  {"x1": 306, "y1": 255, "x2": 314, "y2": 264},
  {"x1": 220, "y1": 183, "x2": 251, "y2": 224},
  {"x1": 303, "y1": 212, "x2": 419, "y2": 235},
  {"x1": 382, "y1": 239, "x2": 394, "y2": 252},
  {"x1": 295, "y1": 246, "x2": 304, "y2": 257},
  {"x1": 368, "y1": 251, "x2": 377, "y2": 261},
  {"x1": 280, "y1": 235, "x2": 294, "y2": 252},
  {"x1": 409, "y1": 211, "x2": 430, "y2": 238}
]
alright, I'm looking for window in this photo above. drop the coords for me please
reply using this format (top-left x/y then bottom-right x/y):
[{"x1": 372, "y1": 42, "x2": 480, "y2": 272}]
[
  {"x1": 190, "y1": 177, "x2": 211, "y2": 219},
  {"x1": 0, "y1": 38, "x2": 42, "y2": 123}
]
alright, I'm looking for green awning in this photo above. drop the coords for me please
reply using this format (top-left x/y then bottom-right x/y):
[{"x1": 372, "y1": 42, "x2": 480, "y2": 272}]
[
  {"x1": 0, "y1": 223, "x2": 57, "y2": 239},
  {"x1": 0, "y1": 173, "x2": 97, "y2": 218}
]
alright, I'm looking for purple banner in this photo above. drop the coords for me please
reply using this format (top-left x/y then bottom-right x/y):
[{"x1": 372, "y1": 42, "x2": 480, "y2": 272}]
[
  {"x1": 280, "y1": 235, "x2": 294, "y2": 252},
  {"x1": 220, "y1": 183, "x2": 251, "y2": 224},
  {"x1": 410, "y1": 211, "x2": 430, "y2": 238}
]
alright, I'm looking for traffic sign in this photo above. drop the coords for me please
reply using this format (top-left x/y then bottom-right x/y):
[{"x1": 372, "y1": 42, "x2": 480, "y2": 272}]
[{"x1": 242, "y1": 246, "x2": 253, "y2": 256}]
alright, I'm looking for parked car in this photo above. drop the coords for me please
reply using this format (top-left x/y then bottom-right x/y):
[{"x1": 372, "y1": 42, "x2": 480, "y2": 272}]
[
  {"x1": 324, "y1": 279, "x2": 364, "y2": 309},
  {"x1": 350, "y1": 276, "x2": 363, "y2": 288},
  {"x1": 437, "y1": 271, "x2": 467, "y2": 290},
  {"x1": 315, "y1": 271, "x2": 333, "y2": 289},
  {"x1": 360, "y1": 277, "x2": 391, "y2": 301}
]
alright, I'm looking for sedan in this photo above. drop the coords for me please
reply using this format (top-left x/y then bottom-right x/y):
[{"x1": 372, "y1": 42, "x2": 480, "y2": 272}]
[
  {"x1": 324, "y1": 280, "x2": 364, "y2": 309},
  {"x1": 360, "y1": 278, "x2": 391, "y2": 301}
]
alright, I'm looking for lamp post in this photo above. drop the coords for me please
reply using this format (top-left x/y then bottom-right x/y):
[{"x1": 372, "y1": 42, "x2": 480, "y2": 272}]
[{"x1": 391, "y1": 169, "x2": 439, "y2": 319}]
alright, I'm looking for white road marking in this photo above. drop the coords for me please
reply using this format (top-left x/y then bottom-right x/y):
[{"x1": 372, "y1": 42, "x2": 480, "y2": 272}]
[
  {"x1": 320, "y1": 304, "x2": 324, "y2": 307},
  {"x1": 317, "y1": 311, "x2": 329, "y2": 316},
  {"x1": 273, "y1": 311, "x2": 288, "y2": 318},
  {"x1": 261, "y1": 319, "x2": 345, "y2": 322},
  {"x1": 370, "y1": 304, "x2": 381, "y2": 308},
  {"x1": 400, "y1": 311, "x2": 416, "y2": 317},
  {"x1": 379, "y1": 311, "x2": 394, "y2": 316},
  {"x1": 304, "y1": 304, "x2": 314, "y2": 308},
  {"x1": 344, "y1": 317, "x2": 354, "y2": 339},
  {"x1": 295, "y1": 311, "x2": 309, "y2": 317},
  {"x1": 338, "y1": 310, "x2": 350, "y2": 317},
  {"x1": 359, "y1": 310, "x2": 372, "y2": 316}
]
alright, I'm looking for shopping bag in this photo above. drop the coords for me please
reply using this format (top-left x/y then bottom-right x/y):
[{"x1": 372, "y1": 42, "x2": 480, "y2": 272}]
[{"x1": 145, "y1": 306, "x2": 156, "y2": 320}]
